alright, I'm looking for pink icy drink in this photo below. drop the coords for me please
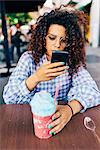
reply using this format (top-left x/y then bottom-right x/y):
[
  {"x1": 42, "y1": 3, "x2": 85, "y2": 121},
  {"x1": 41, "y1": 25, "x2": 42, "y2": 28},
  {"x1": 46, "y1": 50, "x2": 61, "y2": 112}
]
[{"x1": 30, "y1": 91, "x2": 56, "y2": 139}]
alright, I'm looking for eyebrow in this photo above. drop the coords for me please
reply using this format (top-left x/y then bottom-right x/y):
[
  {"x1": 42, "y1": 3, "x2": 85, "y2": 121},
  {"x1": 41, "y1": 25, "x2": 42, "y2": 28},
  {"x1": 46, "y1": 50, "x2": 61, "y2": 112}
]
[
  {"x1": 48, "y1": 33, "x2": 66, "y2": 39},
  {"x1": 48, "y1": 33, "x2": 56, "y2": 36}
]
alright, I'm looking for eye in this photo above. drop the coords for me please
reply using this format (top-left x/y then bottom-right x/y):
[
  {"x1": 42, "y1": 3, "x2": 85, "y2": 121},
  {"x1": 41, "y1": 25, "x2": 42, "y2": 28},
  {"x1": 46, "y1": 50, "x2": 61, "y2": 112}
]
[
  {"x1": 61, "y1": 39, "x2": 66, "y2": 43},
  {"x1": 48, "y1": 36, "x2": 56, "y2": 40}
]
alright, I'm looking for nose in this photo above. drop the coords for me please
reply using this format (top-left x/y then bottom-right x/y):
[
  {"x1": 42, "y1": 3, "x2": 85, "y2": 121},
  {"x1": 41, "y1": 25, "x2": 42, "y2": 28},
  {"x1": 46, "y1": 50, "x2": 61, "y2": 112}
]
[{"x1": 55, "y1": 39, "x2": 61, "y2": 48}]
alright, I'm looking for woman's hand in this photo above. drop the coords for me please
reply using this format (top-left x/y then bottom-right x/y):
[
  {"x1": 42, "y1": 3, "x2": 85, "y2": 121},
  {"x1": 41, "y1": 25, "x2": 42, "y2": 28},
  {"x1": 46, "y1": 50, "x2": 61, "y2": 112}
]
[
  {"x1": 48, "y1": 105, "x2": 73, "y2": 135},
  {"x1": 34, "y1": 62, "x2": 68, "y2": 82},
  {"x1": 25, "y1": 62, "x2": 68, "y2": 91}
]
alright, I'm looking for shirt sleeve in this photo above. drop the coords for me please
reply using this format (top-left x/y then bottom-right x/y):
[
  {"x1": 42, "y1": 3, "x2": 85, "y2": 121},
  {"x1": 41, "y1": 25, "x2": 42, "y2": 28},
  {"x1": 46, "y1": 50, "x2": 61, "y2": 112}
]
[
  {"x1": 67, "y1": 67, "x2": 100, "y2": 112},
  {"x1": 3, "y1": 52, "x2": 36, "y2": 104}
]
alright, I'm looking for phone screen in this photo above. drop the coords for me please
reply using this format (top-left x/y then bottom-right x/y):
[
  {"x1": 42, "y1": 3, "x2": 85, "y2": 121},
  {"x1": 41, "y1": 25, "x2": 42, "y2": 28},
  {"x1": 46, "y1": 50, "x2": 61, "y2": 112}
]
[{"x1": 51, "y1": 50, "x2": 68, "y2": 65}]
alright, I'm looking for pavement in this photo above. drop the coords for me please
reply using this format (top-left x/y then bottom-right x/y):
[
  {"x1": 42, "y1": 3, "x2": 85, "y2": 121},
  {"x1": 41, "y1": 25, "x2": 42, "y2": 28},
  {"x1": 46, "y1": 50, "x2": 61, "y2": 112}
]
[
  {"x1": 0, "y1": 46, "x2": 100, "y2": 104},
  {"x1": 86, "y1": 46, "x2": 100, "y2": 89}
]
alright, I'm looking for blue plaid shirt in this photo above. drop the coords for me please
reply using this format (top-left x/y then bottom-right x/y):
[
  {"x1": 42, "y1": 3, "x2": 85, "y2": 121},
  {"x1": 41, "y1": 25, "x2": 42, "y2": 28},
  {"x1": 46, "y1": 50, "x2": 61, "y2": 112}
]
[{"x1": 3, "y1": 51, "x2": 100, "y2": 112}]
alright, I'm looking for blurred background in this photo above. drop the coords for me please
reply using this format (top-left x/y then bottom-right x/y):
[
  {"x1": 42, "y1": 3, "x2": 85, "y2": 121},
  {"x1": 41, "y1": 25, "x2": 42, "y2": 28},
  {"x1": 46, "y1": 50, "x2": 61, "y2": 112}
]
[{"x1": 0, "y1": 0, "x2": 100, "y2": 104}]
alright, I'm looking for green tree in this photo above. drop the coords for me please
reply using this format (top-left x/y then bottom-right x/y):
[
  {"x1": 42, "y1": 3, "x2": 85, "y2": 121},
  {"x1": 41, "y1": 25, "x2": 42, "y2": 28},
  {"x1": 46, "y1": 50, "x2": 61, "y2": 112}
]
[{"x1": 6, "y1": 12, "x2": 32, "y2": 25}]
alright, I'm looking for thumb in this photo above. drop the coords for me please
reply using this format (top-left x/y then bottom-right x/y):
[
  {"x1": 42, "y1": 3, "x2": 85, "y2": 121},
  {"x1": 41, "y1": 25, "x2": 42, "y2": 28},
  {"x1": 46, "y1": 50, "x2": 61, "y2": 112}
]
[{"x1": 43, "y1": 61, "x2": 51, "y2": 66}]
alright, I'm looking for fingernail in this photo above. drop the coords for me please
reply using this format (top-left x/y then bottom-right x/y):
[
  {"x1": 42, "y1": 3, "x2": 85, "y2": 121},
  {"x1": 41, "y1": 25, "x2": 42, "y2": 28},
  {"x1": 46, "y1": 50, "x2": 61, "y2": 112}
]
[
  {"x1": 60, "y1": 62, "x2": 65, "y2": 65},
  {"x1": 65, "y1": 70, "x2": 68, "y2": 72},
  {"x1": 49, "y1": 131, "x2": 53, "y2": 135},
  {"x1": 65, "y1": 66, "x2": 69, "y2": 69},
  {"x1": 48, "y1": 125, "x2": 52, "y2": 129},
  {"x1": 52, "y1": 117, "x2": 56, "y2": 121},
  {"x1": 64, "y1": 69, "x2": 68, "y2": 73},
  {"x1": 49, "y1": 131, "x2": 56, "y2": 136}
]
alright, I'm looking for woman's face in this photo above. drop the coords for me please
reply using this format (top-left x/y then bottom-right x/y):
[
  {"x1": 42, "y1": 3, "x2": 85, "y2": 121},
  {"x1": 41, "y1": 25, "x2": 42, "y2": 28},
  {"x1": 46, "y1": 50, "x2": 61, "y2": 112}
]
[{"x1": 45, "y1": 24, "x2": 66, "y2": 59}]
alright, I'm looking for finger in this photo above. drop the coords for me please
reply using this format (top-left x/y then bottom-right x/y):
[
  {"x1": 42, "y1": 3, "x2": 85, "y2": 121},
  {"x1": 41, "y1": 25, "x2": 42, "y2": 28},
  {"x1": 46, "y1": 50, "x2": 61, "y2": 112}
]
[
  {"x1": 49, "y1": 121, "x2": 64, "y2": 135},
  {"x1": 44, "y1": 61, "x2": 51, "y2": 64},
  {"x1": 50, "y1": 122, "x2": 65, "y2": 135},
  {"x1": 42, "y1": 61, "x2": 51, "y2": 67},
  {"x1": 49, "y1": 62, "x2": 65, "y2": 68},
  {"x1": 46, "y1": 70, "x2": 65, "y2": 77},
  {"x1": 47, "y1": 66, "x2": 67, "y2": 73},
  {"x1": 52, "y1": 111, "x2": 61, "y2": 121},
  {"x1": 48, "y1": 117, "x2": 61, "y2": 128}
]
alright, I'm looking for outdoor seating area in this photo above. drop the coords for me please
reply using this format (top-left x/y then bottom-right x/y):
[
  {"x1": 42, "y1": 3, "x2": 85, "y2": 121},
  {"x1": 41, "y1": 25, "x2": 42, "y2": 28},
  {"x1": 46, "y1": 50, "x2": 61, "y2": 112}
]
[{"x1": 0, "y1": 1, "x2": 100, "y2": 150}]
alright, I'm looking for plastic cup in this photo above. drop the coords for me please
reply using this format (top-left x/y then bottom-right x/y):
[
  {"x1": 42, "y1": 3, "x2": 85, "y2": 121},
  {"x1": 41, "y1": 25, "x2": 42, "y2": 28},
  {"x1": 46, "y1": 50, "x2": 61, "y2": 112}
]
[
  {"x1": 33, "y1": 112, "x2": 54, "y2": 139},
  {"x1": 30, "y1": 91, "x2": 56, "y2": 139}
]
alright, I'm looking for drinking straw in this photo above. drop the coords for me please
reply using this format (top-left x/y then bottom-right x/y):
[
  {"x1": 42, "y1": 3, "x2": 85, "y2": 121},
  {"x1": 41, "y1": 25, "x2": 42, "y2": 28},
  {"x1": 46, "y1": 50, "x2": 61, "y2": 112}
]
[{"x1": 54, "y1": 82, "x2": 62, "y2": 105}]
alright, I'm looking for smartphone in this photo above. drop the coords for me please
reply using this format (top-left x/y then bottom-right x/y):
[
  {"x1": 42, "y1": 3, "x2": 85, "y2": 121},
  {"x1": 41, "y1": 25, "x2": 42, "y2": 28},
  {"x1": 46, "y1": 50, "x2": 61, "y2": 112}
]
[{"x1": 51, "y1": 50, "x2": 68, "y2": 65}]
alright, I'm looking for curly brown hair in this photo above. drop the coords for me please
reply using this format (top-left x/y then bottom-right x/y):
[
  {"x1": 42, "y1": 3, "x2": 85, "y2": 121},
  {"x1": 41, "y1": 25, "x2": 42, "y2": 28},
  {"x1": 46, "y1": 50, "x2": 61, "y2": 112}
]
[{"x1": 28, "y1": 9, "x2": 88, "y2": 74}]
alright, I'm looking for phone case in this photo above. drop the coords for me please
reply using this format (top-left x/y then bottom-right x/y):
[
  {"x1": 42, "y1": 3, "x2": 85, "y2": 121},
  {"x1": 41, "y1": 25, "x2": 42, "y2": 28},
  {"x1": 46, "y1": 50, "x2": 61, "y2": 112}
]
[{"x1": 51, "y1": 50, "x2": 68, "y2": 65}]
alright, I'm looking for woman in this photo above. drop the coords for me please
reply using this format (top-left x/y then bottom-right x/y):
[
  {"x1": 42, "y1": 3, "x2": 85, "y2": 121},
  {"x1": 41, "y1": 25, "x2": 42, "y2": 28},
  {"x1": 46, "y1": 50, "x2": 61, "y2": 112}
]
[{"x1": 3, "y1": 9, "x2": 100, "y2": 136}]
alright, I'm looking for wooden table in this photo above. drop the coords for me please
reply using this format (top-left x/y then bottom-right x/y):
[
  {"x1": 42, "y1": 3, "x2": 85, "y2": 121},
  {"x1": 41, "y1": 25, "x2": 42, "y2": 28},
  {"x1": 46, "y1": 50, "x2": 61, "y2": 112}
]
[{"x1": 0, "y1": 104, "x2": 100, "y2": 150}]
